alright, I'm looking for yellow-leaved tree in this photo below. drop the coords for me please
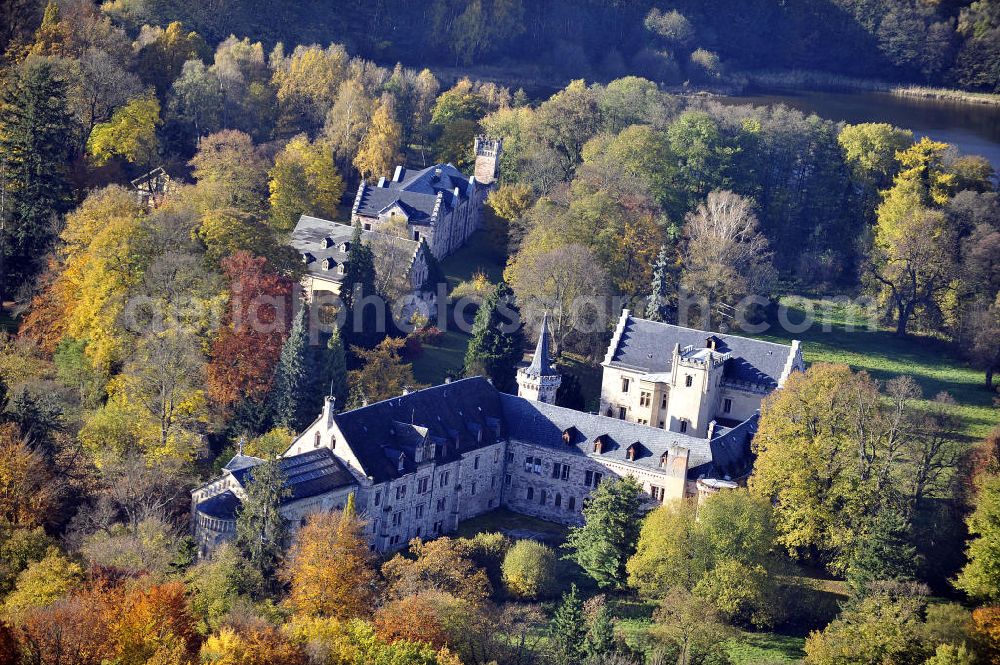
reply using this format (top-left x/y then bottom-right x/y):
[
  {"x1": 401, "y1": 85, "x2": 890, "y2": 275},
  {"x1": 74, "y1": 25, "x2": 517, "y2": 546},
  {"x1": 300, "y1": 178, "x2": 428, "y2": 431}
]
[
  {"x1": 88, "y1": 96, "x2": 162, "y2": 167},
  {"x1": 268, "y1": 134, "x2": 344, "y2": 232},
  {"x1": 282, "y1": 494, "x2": 379, "y2": 619},
  {"x1": 353, "y1": 99, "x2": 402, "y2": 181}
]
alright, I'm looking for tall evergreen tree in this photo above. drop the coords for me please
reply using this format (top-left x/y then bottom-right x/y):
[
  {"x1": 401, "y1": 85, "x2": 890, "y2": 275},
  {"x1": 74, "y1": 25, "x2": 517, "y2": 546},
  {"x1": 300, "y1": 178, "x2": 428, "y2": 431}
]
[
  {"x1": 341, "y1": 222, "x2": 379, "y2": 347},
  {"x1": 645, "y1": 244, "x2": 674, "y2": 322},
  {"x1": 846, "y1": 505, "x2": 920, "y2": 596},
  {"x1": 235, "y1": 460, "x2": 289, "y2": 596},
  {"x1": 464, "y1": 281, "x2": 525, "y2": 393},
  {"x1": 564, "y1": 477, "x2": 643, "y2": 590},
  {"x1": 585, "y1": 600, "x2": 616, "y2": 662},
  {"x1": 270, "y1": 302, "x2": 313, "y2": 431},
  {"x1": 0, "y1": 58, "x2": 74, "y2": 299},
  {"x1": 323, "y1": 326, "x2": 349, "y2": 410},
  {"x1": 549, "y1": 584, "x2": 587, "y2": 665}
]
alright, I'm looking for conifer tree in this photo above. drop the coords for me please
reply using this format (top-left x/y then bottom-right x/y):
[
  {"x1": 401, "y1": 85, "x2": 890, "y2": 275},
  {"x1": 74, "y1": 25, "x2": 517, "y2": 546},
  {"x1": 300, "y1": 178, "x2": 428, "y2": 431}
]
[
  {"x1": 957, "y1": 474, "x2": 1000, "y2": 602},
  {"x1": 846, "y1": 506, "x2": 919, "y2": 596},
  {"x1": 585, "y1": 600, "x2": 616, "y2": 662},
  {"x1": 549, "y1": 584, "x2": 587, "y2": 665},
  {"x1": 0, "y1": 58, "x2": 74, "y2": 299},
  {"x1": 564, "y1": 477, "x2": 643, "y2": 589},
  {"x1": 235, "y1": 460, "x2": 289, "y2": 596},
  {"x1": 342, "y1": 222, "x2": 379, "y2": 347},
  {"x1": 645, "y1": 245, "x2": 674, "y2": 322},
  {"x1": 323, "y1": 326, "x2": 349, "y2": 410},
  {"x1": 464, "y1": 281, "x2": 525, "y2": 393},
  {"x1": 271, "y1": 302, "x2": 312, "y2": 431}
]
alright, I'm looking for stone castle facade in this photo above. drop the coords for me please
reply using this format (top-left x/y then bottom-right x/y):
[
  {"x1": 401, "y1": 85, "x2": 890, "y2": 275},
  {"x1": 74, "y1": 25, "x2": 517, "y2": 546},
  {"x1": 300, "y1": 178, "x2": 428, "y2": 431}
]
[
  {"x1": 193, "y1": 313, "x2": 797, "y2": 557},
  {"x1": 350, "y1": 137, "x2": 501, "y2": 260}
]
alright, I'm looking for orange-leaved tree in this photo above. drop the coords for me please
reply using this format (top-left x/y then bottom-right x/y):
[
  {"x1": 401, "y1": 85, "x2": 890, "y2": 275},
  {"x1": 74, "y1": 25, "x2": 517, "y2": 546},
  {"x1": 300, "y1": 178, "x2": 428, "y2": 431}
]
[
  {"x1": 207, "y1": 251, "x2": 293, "y2": 409},
  {"x1": 282, "y1": 494, "x2": 379, "y2": 619}
]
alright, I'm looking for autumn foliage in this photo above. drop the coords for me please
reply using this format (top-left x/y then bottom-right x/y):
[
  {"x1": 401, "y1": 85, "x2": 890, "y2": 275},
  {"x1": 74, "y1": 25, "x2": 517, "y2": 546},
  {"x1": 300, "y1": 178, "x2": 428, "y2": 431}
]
[
  {"x1": 0, "y1": 423, "x2": 55, "y2": 528},
  {"x1": 282, "y1": 501, "x2": 379, "y2": 619},
  {"x1": 207, "y1": 251, "x2": 293, "y2": 408}
]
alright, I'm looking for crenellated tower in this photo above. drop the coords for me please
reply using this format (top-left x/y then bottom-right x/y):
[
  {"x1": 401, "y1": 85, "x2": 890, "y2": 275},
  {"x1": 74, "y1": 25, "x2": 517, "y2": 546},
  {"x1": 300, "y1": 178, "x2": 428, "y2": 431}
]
[{"x1": 473, "y1": 136, "x2": 502, "y2": 186}]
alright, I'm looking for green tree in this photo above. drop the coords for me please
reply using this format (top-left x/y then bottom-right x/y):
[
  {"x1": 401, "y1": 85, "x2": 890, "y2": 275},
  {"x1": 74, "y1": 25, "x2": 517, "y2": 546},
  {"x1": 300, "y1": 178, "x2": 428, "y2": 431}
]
[
  {"x1": 270, "y1": 302, "x2": 314, "y2": 432},
  {"x1": 956, "y1": 474, "x2": 1000, "y2": 602},
  {"x1": 268, "y1": 134, "x2": 344, "y2": 232},
  {"x1": 0, "y1": 57, "x2": 74, "y2": 298},
  {"x1": 846, "y1": 506, "x2": 920, "y2": 596},
  {"x1": 341, "y1": 222, "x2": 379, "y2": 347},
  {"x1": 645, "y1": 245, "x2": 675, "y2": 322},
  {"x1": 549, "y1": 584, "x2": 587, "y2": 665},
  {"x1": 564, "y1": 476, "x2": 643, "y2": 589},
  {"x1": 354, "y1": 99, "x2": 402, "y2": 181},
  {"x1": 501, "y1": 539, "x2": 558, "y2": 599},
  {"x1": 235, "y1": 460, "x2": 289, "y2": 596},
  {"x1": 627, "y1": 499, "x2": 710, "y2": 596},
  {"x1": 464, "y1": 282, "x2": 525, "y2": 393},
  {"x1": 323, "y1": 327, "x2": 349, "y2": 411},
  {"x1": 584, "y1": 598, "x2": 616, "y2": 662},
  {"x1": 649, "y1": 590, "x2": 733, "y2": 665}
]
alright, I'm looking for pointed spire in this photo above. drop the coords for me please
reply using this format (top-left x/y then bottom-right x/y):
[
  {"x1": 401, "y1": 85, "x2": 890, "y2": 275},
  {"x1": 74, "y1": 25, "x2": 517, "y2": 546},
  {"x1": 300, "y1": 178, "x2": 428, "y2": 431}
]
[
  {"x1": 237, "y1": 435, "x2": 246, "y2": 457},
  {"x1": 526, "y1": 313, "x2": 555, "y2": 377}
]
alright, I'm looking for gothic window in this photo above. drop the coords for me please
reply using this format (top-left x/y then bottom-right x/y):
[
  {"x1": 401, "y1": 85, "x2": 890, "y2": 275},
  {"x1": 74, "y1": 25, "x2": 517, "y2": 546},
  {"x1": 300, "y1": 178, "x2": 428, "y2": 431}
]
[
  {"x1": 374, "y1": 491, "x2": 382, "y2": 507},
  {"x1": 540, "y1": 490, "x2": 547, "y2": 505},
  {"x1": 533, "y1": 457, "x2": 542, "y2": 474},
  {"x1": 552, "y1": 462, "x2": 561, "y2": 479},
  {"x1": 685, "y1": 375, "x2": 693, "y2": 387},
  {"x1": 724, "y1": 398, "x2": 733, "y2": 413},
  {"x1": 314, "y1": 431, "x2": 321, "y2": 448},
  {"x1": 618, "y1": 406, "x2": 626, "y2": 420},
  {"x1": 440, "y1": 471, "x2": 450, "y2": 487},
  {"x1": 661, "y1": 395, "x2": 667, "y2": 409},
  {"x1": 524, "y1": 456, "x2": 532, "y2": 472},
  {"x1": 527, "y1": 487, "x2": 534, "y2": 501},
  {"x1": 555, "y1": 493, "x2": 562, "y2": 508},
  {"x1": 568, "y1": 497, "x2": 576, "y2": 511},
  {"x1": 680, "y1": 420, "x2": 688, "y2": 434},
  {"x1": 621, "y1": 377, "x2": 630, "y2": 393},
  {"x1": 584, "y1": 470, "x2": 593, "y2": 486}
]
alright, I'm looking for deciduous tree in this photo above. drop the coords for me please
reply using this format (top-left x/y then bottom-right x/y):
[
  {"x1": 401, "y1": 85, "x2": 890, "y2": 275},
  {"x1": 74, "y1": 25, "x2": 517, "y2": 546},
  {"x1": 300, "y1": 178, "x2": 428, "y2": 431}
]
[{"x1": 283, "y1": 497, "x2": 379, "y2": 619}]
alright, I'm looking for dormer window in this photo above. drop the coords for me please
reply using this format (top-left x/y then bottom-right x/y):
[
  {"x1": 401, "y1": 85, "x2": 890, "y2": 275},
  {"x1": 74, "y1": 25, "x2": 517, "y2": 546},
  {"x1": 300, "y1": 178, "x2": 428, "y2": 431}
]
[
  {"x1": 593, "y1": 436, "x2": 607, "y2": 454},
  {"x1": 340, "y1": 241, "x2": 351, "y2": 252},
  {"x1": 397, "y1": 453, "x2": 406, "y2": 472},
  {"x1": 337, "y1": 263, "x2": 345, "y2": 275},
  {"x1": 660, "y1": 452, "x2": 669, "y2": 469},
  {"x1": 323, "y1": 257, "x2": 336, "y2": 271},
  {"x1": 626, "y1": 443, "x2": 638, "y2": 461},
  {"x1": 322, "y1": 237, "x2": 334, "y2": 248}
]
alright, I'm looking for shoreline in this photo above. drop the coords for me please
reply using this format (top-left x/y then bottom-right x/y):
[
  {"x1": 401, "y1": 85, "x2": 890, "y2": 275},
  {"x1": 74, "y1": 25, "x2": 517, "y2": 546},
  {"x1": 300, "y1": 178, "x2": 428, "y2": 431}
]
[{"x1": 739, "y1": 70, "x2": 1000, "y2": 107}]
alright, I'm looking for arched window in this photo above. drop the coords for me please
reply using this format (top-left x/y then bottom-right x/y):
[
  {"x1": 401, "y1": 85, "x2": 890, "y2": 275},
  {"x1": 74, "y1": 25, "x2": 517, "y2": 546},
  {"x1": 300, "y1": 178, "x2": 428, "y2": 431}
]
[
  {"x1": 314, "y1": 431, "x2": 321, "y2": 447},
  {"x1": 568, "y1": 496, "x2": 576, "y2": 511},
  {"x1": 527, "y1": 487, "x2": 534, "y2": 501},
  {"x1": 540, "y1": 490, "x2": 547, "y2": 506},
  {"x1": 555, "y1": 493, "x2": 562, "y2": 508}
]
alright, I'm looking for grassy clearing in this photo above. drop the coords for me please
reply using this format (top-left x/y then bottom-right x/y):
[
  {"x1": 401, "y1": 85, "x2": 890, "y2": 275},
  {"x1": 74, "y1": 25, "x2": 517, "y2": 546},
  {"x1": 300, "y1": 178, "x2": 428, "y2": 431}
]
[
  {"x1": 726, "y1": 633, "x2": 807, "y2": 665},
  {"x1": 442, "y1": 230, "x2": 506, "y2": 289},
  {"x1": 456, "y1": 508, "x2": 569, "y2": 544},
  {"x1": 751, "y1": 296, "x2": 999, "y2": 442},
  {"x1": 410, "y1": 327, "x2": 470, "y2": 385}
]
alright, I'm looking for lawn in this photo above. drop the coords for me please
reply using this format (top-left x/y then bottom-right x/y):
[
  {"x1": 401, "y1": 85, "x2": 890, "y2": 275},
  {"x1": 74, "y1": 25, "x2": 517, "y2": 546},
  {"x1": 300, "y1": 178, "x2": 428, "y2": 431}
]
[
  {"x1": 410, "y1": 327, "x2": 470, "y2": 385},
  {"x1": 726, "y1": 633, "x2": 807, "y2": 665},
  {"x1": 751, "y1": 295, "x2": 999, "y2": 442},
  {"x1": 456, "y1": 508, "x2": 569, "y2": 545},
  {"x1": 441, "y1": 229, "x2": 506, "y2": 288}
]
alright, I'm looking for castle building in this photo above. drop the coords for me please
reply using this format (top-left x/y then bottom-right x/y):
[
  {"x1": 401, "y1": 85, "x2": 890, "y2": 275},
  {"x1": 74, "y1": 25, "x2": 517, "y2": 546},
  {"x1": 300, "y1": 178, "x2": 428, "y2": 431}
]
[
  {"x1": 350, "y1": 137, "x2": 501, "y2": 260},
  {"x1": 192, "y1": 373, "x2": 759, "y2": 557},
  {"x1": 289, "y1": 214, "x2": 432, "y2": 299},
  {"x1": 599, "y1": 310, "x2": 804, "y2": 436},
  {"x1": 516, "y1": 314, "x2": 561, "y2": 404}
]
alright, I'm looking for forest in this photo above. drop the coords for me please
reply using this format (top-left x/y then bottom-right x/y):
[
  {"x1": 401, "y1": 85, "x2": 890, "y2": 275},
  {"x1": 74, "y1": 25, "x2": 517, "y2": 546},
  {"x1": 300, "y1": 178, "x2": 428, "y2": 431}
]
[
  {"x1": 0, "y1": 0, "x2": 999, "y2": 664},
  {"x1": 5, "y1": 0, "x2": 1000, "y2": 92}
]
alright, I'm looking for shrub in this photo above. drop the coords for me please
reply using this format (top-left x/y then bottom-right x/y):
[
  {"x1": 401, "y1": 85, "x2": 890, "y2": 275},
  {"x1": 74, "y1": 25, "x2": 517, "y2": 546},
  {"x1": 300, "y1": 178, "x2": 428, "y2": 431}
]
[{"x1": 502, "y1": 540, "x2": 558, "y2": 599}]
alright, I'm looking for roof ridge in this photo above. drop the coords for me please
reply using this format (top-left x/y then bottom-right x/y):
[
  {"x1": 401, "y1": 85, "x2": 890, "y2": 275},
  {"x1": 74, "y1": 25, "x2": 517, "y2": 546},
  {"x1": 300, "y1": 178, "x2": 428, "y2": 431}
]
[{"x1": 626, "y1": 313, "x2": 798, "y2": 350}]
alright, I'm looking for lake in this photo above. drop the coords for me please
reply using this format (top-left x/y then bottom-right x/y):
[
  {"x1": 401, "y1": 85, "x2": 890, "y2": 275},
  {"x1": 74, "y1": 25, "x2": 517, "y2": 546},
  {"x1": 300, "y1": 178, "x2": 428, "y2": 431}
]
[{"x1": 716, "y1": 89, "x2": 1000, "y2": 168}]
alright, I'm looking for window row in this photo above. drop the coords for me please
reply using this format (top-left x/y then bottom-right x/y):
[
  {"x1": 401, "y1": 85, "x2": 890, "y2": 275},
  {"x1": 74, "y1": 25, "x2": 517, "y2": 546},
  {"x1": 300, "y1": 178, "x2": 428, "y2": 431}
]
[{"x1": 525, "y1": 486, "x2": 577, "y2": 512}]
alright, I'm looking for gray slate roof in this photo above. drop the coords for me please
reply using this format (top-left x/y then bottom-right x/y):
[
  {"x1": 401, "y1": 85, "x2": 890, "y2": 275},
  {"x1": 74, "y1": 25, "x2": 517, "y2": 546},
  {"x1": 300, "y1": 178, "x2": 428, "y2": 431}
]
[
  {"x1": 196, "y1": 490, "x2": 241, "y2": 520},
  {"x1": 289, "y1": 215, "x2": 420, "y2": 282},
  {"x1": 333, "y1": 377, "x2": 756, "y2": 483},
  {"x1": 332, "y1": 377, "x2": 505, "y2": 483},
  {"x1": 354, "y1": 163, "x2": 471, "y2": 222},
  {"x1": 499, "y1": 394, "x2": 756, "y2": 479},
  {"x1": 609, "y1": 316, "x2": 795, "y2": 389},
  {"x1": 229, "y1": 448, "x2": 356, "y2": 502},
  {"x1": 523, "y1": 314, "x2": 556, "y2": 378}
]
